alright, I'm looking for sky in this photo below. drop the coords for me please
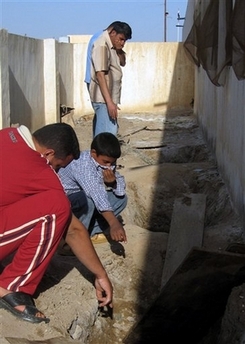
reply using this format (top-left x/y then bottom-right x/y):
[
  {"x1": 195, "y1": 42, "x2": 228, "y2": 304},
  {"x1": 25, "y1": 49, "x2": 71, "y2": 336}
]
[{"x1": 0, "y1": 0, "x2": 188, "y2": 42}]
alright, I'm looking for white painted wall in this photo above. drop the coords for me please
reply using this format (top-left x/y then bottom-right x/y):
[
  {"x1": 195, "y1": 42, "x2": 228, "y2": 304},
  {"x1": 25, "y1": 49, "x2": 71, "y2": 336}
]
[
  {"x1": 71, "y1": 41, "x2": 194, "y2": 118},
  {"x1": 0, "y1": 29, "x2": 194, "y2": 131},
  {"x1": 72, "y1": 42, "x2": 89, "y2": 116},
  {"x1": 121, "y1": 42, "x2": 194, "y2": 114},
  {"x1": 43, "y1": 39, "x2": 59, "y2": 124},
  {"x1": 195, "y1": 67, "x2": 245, "y2": 225},
  {"x1": 183, "y1": 0, "x2": 245, "y2": 225}
]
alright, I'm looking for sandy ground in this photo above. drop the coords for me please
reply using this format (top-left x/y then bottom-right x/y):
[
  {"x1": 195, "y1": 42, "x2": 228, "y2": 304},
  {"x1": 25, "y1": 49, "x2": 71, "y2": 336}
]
[{"x1": 1, "y1": 109, "x2": 244, "y2": 344}]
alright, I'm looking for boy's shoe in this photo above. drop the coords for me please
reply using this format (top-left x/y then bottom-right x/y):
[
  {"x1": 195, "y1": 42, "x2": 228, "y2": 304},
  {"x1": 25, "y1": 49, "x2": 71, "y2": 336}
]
[{"x1": 91, "y1": 233, "x2": 108, "y2": 244}]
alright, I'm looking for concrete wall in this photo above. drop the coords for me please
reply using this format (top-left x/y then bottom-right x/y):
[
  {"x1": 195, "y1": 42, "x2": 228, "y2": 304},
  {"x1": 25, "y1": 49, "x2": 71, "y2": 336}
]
[
  {"x1": 72, "y1": 42, "x2": 89, "y2": 116},
  {"x1": 43, "y1": 39, "x2": 60, "y2": 125},
  {"x1": 73, "y1": 41, "x2": 194, "y2": 118},
  {"x1": 195, "y1": 66, "x2": 245, "y2": 226},
  {"x1": 0, "y1": 29, "x2": 194, "y2": 131},
  {"x1": 183, "y1": 0, "x2": 245, "y2": 226},
  {"x1": 7, "y1": 33, "x2": 45, "y2": 130},
  {"x1": 121, "y1": 42, "x2": 193, "y2": 113},
  {"x1": 0, "y1": 30, "x2": 10, "y2": 128},
  {"x1": 58, "y1": 41, "x2": 74, "y2": 109}
]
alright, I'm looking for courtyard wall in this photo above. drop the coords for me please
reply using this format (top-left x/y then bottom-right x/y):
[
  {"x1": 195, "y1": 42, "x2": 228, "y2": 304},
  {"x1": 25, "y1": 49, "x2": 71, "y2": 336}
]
[{"x1": 0, "y1": 29, "x2": 194, "y2": 131}]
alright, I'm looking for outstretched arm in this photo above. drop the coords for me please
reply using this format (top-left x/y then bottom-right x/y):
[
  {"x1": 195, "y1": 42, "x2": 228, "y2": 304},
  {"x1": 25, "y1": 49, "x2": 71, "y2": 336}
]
[
  {"x1": 102, "y1": 169, "x2": 127, "y2": 242},
  {"x1": 101, "y1": 210, "x2": 127, "y2": 243},
  {"x1": 65, "y1": 214, "x2": 113, "y2": 308}
]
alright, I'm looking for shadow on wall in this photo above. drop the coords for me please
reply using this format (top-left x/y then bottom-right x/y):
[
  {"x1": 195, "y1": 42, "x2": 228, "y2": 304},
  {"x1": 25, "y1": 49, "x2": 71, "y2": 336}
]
[
  {"x1": 8, "y1": 67, "x2": 32, "y2": 128},
  {"x1": 138, "y1": 42, "x2": 196, "y2": 231},
  {"x1": 153, "y1": 43, "x2": 194, "y2": 110},
  {"x1": 129, "y1": 43, "x2": 195, "y2": 312},
  {"x1": 59, "y1": 74, "x2": 68, "y2": 107}
]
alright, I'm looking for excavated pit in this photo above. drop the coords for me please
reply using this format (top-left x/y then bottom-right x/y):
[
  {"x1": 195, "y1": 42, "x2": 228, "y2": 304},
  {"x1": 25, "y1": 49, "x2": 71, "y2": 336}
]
[
  {"x1": 68, "y1": 111, "x2": 244, "y2": 344},
  {"x1": 2, "y1": 110, "x2": 245, "y2": 344}
]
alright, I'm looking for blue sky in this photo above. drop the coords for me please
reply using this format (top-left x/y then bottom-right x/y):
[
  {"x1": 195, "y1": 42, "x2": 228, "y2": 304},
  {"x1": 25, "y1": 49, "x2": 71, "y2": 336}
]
[{"x1": 0, "y1": 0, "x2": 188, "y2": 42}]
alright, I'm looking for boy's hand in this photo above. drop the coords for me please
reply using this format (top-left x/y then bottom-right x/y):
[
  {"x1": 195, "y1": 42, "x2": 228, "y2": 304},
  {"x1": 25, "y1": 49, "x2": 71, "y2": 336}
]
[
  {"x1": 110, "y1": 220, "x2": 127, "y2": 243},
  {"x1": 103, "y1": 169, "x2": 116, "y2": 186}
]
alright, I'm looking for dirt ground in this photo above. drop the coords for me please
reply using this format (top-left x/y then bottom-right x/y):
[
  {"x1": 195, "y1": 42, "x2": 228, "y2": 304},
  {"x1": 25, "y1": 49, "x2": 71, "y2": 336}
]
[{"x1": 1, "y1": 109, "x2": 245, "y2": 344}]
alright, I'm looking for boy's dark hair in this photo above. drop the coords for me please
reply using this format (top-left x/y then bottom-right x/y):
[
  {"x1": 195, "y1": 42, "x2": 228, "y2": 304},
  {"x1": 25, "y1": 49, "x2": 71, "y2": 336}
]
[
  {"x1": 33, "y1": 123, "x2": 80, "y2": 160},
  {"x1": 107, "y1": 21, "x2": 132, "y2": 40},
  {"x1": 91, "y1": 132, "x2": 121, "y2": 159}
]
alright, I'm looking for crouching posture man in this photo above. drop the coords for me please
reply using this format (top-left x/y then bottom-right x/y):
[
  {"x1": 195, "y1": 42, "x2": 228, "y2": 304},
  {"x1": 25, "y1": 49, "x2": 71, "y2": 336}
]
[{"x1": 0, "y1": 123, "x2": 113, "y2": 323}]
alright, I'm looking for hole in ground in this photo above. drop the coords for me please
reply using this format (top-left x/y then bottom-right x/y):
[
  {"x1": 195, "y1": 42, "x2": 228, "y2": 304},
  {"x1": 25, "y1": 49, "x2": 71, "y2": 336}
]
[{"x1": 62, "y1": 113, "x2": 244, "y2": 344}]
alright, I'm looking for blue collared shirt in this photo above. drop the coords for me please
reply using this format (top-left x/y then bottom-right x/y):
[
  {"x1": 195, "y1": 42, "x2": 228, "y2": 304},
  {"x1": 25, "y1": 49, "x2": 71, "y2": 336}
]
[{"x1": 84, "y1": 30, "x2": 103, "y2": 84}]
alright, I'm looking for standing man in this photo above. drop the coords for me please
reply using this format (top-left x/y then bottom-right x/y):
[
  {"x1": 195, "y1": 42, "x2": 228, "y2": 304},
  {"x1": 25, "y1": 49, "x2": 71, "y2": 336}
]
[
  {"x1": 85, "y1": 21, "x2": 132, "y2": 137},
  {"x1": 0, "y1": 123, "x2": 113, "y2": 324}
]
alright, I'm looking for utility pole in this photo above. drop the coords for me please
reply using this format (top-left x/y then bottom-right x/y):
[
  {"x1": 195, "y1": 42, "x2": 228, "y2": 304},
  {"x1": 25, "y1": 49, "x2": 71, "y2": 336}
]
[
  {"x1": 176, "y1": 10, "x2": 185, "y2": 42},
  {"x1": 163, "y1": 0, "x2": 168, "y2": 42}
]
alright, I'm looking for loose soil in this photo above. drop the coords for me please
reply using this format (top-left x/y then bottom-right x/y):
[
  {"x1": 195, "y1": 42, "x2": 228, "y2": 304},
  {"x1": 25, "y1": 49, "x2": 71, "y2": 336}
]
[{"x1": 1, "y1": 109, "x2": 245, "y2": 344}]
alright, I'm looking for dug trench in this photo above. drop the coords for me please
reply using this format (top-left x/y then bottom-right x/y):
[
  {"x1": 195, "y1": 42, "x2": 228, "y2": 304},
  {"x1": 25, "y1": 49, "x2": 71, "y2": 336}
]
[{"x1": 1, "y1": 110, "x2": 245, "y2": 344}]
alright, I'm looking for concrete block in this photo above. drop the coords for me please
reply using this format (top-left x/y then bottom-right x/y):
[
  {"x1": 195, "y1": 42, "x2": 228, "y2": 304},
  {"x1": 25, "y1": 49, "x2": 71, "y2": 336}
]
[{"x1": 161, "y1": 193, "x2": 206, "y2": 287}]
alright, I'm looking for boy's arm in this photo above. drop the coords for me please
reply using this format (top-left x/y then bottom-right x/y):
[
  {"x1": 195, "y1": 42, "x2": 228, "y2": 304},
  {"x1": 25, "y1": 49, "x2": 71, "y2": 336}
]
[
  {"x1": 101, "y1": 169, "x2": 127, "y2": 242},
  {"x1": 101, "y1": 210, "x2": 127, "y2": 243},
  {"x1": 103, "y1": 169, "x2": 126, "y2": 196},
  {"x1": 77, "y1": 168, "x2": 127, "y2": 242}
]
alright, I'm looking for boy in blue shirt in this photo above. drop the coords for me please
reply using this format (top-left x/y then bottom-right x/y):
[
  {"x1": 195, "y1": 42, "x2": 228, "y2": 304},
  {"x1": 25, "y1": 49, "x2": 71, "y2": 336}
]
[{"x1": 59, "y1": 132, "x2": 127, "y2": 245}]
